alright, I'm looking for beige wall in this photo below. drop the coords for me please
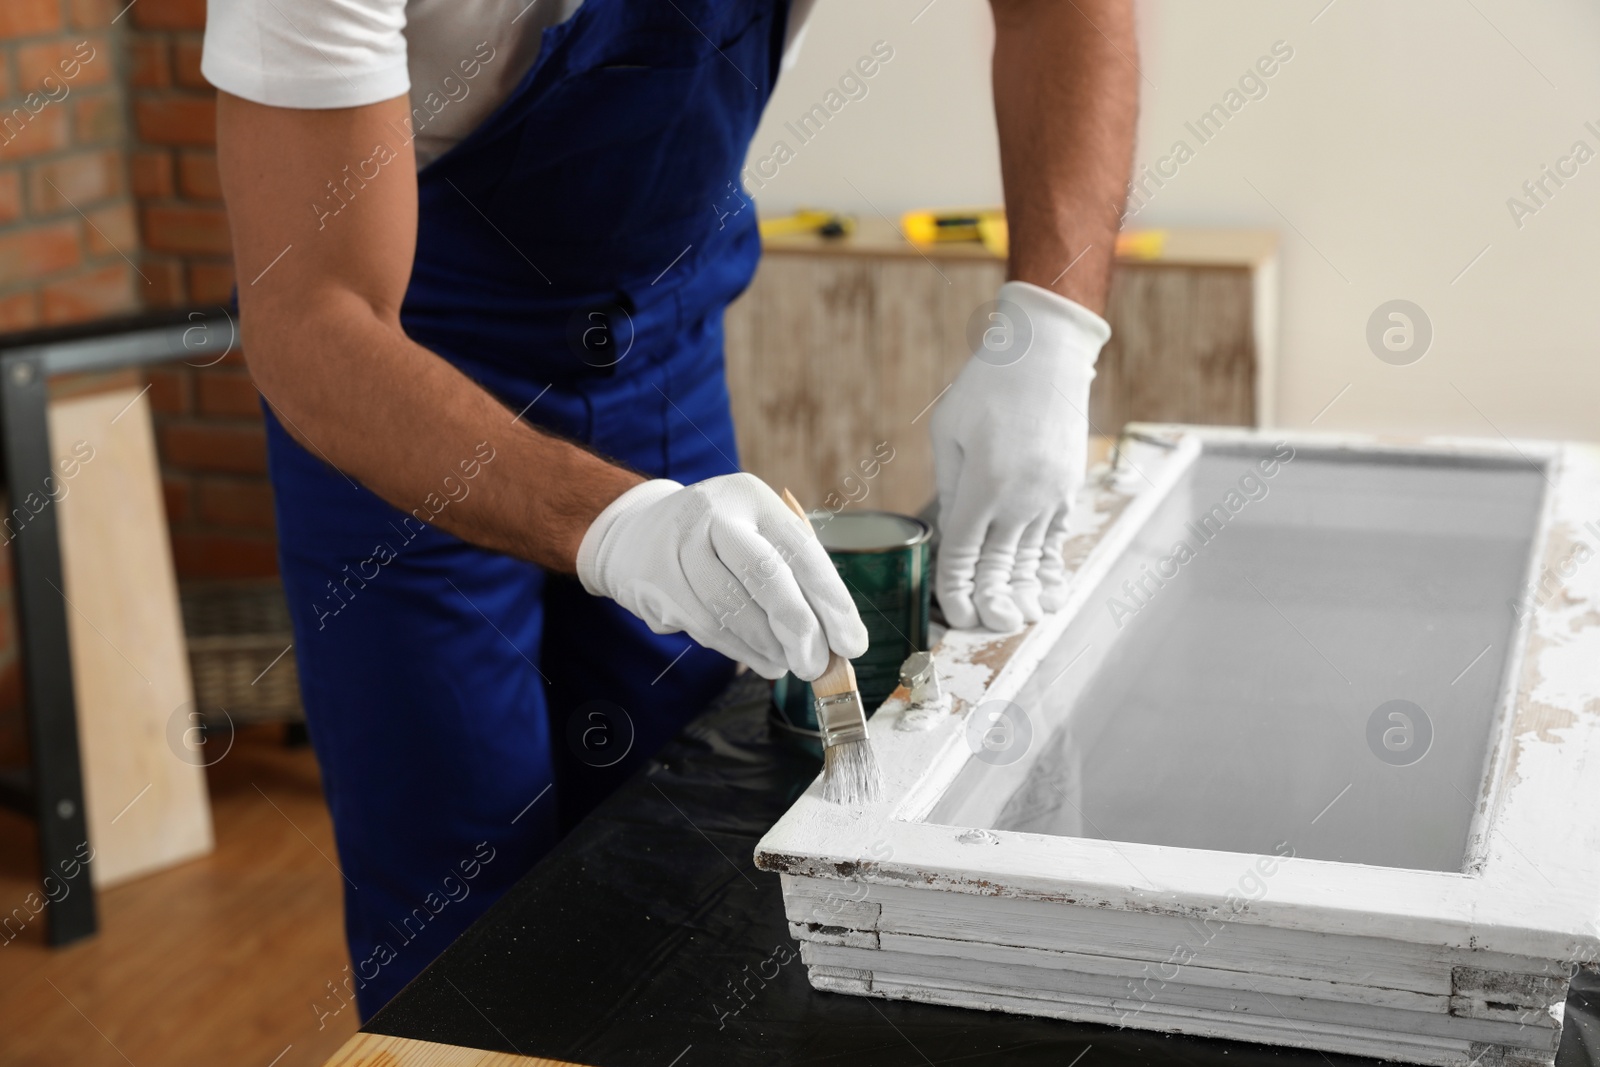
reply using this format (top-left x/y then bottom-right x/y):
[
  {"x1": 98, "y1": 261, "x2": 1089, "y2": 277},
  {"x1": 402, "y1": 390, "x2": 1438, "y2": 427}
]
[{"x1": 749, "y1": 0, "x2": 1600, "y2": 442}]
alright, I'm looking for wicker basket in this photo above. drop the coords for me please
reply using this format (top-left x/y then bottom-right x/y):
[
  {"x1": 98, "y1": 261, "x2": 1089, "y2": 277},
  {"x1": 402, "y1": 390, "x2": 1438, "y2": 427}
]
[{"x1": 179, "y1": 580, "x2": 303, "y2": 725}]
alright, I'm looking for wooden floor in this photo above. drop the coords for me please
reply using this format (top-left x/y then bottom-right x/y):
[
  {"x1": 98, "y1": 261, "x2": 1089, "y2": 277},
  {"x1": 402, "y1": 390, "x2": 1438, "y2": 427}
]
[{"x1": 0, "y1": 725, "x2": 359, "y2": 1066}]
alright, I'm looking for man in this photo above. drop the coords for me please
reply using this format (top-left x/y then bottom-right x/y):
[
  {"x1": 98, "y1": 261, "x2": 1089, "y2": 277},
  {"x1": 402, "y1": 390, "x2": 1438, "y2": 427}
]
[{"x1": 205, "y1": 0, "x2": 1135, "y2": 1018}]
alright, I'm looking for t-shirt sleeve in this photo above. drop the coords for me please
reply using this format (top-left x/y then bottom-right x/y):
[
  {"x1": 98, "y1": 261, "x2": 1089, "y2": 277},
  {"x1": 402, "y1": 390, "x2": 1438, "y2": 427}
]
[{"x1": 201, "y1": 0, "x2": 411, "y2": 109}]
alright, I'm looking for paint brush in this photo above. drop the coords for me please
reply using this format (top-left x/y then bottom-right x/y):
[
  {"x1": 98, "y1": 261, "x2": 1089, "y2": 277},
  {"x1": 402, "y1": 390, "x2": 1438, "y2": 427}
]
[{"x1": 780, "y1": 488, "x2": 883, "y2": 806}]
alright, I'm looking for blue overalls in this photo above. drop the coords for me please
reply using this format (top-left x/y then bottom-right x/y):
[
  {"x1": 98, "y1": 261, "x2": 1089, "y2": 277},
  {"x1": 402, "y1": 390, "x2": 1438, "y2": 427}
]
[{"x1": 265, "y1": 0, "x2": 790, "y2": 1019}]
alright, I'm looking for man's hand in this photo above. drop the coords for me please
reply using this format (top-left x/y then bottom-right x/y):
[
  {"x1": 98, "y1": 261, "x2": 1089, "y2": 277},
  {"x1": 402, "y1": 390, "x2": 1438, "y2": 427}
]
[
  {"x1": 577, "y1": 474, "x2": 868, "y2": 680},
  {"x1": 929, "y1": 0, "x2": 1136, "y2": 631},
  {"x1": 931, "y1": 282, "x2": 1109, "y2": 631}
]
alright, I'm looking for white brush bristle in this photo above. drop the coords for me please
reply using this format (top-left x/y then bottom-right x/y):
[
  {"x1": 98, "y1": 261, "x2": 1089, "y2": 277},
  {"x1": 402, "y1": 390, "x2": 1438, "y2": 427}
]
[{"x1": 822, "y1": 738, "x2": 882, "y2": 805}]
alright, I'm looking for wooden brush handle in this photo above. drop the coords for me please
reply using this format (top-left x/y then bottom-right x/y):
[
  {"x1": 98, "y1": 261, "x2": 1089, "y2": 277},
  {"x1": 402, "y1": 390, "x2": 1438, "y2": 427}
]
[
  {"x1": 779, "y1": 487, "x2": 813, "y2": 529},
  {"x1": 780, "y1": 488, "x2": 859, "y2": 701}
]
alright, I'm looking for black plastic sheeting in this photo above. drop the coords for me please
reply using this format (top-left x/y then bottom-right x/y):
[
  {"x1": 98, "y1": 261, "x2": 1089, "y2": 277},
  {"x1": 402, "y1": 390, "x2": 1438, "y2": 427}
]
[{"x1": 370, "y1": 673, "x2": 1600, "y2": 1066}]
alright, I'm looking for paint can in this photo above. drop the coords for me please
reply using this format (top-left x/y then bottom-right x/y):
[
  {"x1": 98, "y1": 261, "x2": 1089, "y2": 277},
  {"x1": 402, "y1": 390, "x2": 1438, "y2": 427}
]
[{"x1": 770, "y1": 510, "x2": 933, "y2": 754}]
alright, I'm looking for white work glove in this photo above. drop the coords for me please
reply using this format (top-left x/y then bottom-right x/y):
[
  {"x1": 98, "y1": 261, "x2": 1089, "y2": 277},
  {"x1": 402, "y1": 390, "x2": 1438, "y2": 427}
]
[
  {"x1": 576, "y1": 473, "x2": 869, "y2": 681},
  {"x1": 930, "y1": 280, "x2": 1111, "y2": 632}
]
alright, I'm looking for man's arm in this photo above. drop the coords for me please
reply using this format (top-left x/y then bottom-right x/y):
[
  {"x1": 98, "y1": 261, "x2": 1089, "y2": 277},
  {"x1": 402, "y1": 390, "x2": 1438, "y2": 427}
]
[
  {"x1": 990, "y1": 0, "x2": 1137, "y2": 312},
  {"x1": 217, "y1": 93, "x2": 868, "y2": 680},
  {"x1": 217, "y1": 92, "x2": 643, "y2": 573},
  {"x1": 928, "y1": 0, "x2": 1137, "y2": 632}
]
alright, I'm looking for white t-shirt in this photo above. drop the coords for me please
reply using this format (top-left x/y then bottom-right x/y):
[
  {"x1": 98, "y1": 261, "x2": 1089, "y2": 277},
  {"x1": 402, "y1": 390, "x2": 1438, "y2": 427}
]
[{"x1": 202, "y1": 0, "x2": 814, "y2": 168}]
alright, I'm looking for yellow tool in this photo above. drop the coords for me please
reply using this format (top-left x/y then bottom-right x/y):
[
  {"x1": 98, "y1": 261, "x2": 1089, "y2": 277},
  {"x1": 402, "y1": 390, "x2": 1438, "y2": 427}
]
[
  {"x1": 758, "y1": 209, "x2": 856, "y2": 240},
  {"x1": 901, "y1": 208, "x2": 1009, "y2": 256},
  {"x1": 1115, "y1": 229, "x2": 1167, "y2": 260},
  {"x1": 899, "y1": 207, "x2": 1168, "y2": 265}
]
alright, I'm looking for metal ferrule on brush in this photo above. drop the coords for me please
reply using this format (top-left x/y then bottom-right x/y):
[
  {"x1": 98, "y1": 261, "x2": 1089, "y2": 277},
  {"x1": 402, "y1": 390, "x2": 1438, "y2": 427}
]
[{"x1": 816, "y1": 691, "x2": 869, "y2": 748}]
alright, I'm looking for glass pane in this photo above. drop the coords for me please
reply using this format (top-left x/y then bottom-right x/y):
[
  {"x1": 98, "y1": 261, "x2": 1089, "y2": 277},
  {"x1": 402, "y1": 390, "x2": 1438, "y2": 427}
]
[{"x1": 929, "y1": 444, "x2": 1547, "y2": 873}]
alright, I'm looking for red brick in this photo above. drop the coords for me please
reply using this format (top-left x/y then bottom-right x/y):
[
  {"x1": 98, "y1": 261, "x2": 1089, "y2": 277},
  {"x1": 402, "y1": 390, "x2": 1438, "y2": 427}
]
[
  {"x1": 161, "y1": 475, "x2": 191, "y2": 522},
  {"x1": 129, "y1": 148, "x2": 173, "y2": 197},
  {"x1": 176, "y1": 149, "x2": 220, "y2": 200},
  {"x1": 196, "y1": 368, "x2": 259, "y2": 417},
  {"x1": 41, "y1": 262, "x2": 138, "y2": 324},
  {"x1": 142, "y1": 203, "x2": 229, "y2": 254},
  {"x1": 0, "y1": 291, "x2": 38, "y2": 331},
  {"x1": 69, "y1": 0, "x2": 121, "y2": 30},
  {"x1": 172, "y1": 34, "x2": 206, "y2": 89},
  {"x1": 170, "y1": 530, "x2": 278, "y2": 579},
  {"x1": 0, "y1": 170, "x2": 20, "y2": 224},
  {"x1": 128, "y1": 37, "x2": 171, "y2": 89},
  {"x1": 134, "y1": 94, "x2": 215, "y2": 146},
  {"x1": 131, "y1": 0, "x2": 207, "y2": 31},
  {"x1": 73, "y1": 91, "x2": 124, "y2": 143},
  {"x1": 186, "y1": 259, "x2": 233, "y2": 303},
  {"x1": 28, "y1": 148, "x2": 122, "y2": 212},
  {"x1": 85, "y1": 201, "x2": 137, "y2": 257},
  {"x1": 146, "y1": 367, "x2": 190, "y2": 414},
  {"x1": 0, "y1": 50, "x2": 11, "y2": 99},
  {"x1": 142, "y1": 255, "x2": 185, "y2": 304},
  {"x1": 160, "y1": 422, "x2": 267, "y2": 474},
  {"x1": 196, "y1": 477, "x2": 275, "y2": 530},
  {"x1": 17, "y1": 37, "x2": 109, "y2": 89},
  {"x1": 0, "y1": 104, "x2": 71, "y2": 163},
  {"x1": 0, "y1": 221, "x2": 80, "y2": 286},
  {"x1": 0, "y1": 0, "x2": 62, "y2": 39}
]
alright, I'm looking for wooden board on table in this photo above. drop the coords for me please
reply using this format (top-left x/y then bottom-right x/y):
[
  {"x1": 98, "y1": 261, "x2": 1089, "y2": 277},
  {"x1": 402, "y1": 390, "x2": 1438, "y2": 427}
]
[
  {"x1": 47, "y1": 371, "x2": 213, "y2": 887},
  {"x1": 323, "y1": 1031, "x2": 580, "y2": 1066}
]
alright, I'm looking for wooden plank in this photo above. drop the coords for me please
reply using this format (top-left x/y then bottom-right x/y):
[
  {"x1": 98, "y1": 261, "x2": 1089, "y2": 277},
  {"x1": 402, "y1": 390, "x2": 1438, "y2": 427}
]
[
  {"x1": 1190, "y1": 268, "x2": 1257, "y2": 426},
  {"x1": 721, "y1": 261, "x2": 760, "y2": 474},
  {"x1": 861, "y1": 254, "x2": 1017, "y2": 516},
  {"x1": 801, "y1": 945, "x2": 1558, "y2": 1050},
  {"x1": 726, "y1": 255, "x2": 817, "y2": 505},
  {"x1": 781, "y1": 872, "x2": 1560, "y2": 995},
  {"x1": 322, "y1": 1032, "x2": 577, "y2": 1066},
  {"x1": 1099, "y1": 265, "x2": 1257, "y2": 432},
  {"x1": 807, "y1": 257, "x2": 880, "y2": 509},
  {"x1": 851, "y1": 975, "x2": 1549, "y2": 1067},
  {"x1": 872, "y1": 256, "x2": 945, "y2": 514},
  {"x1": 47, "y1": 380, "x2": 213, "y2": 887},
  {"x1": 804, "y1": 933, "x2": 1450, "y2": 1013}
]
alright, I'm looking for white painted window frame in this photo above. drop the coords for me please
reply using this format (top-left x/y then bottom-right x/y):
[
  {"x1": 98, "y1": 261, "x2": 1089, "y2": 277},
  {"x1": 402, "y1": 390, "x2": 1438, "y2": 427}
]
[{"x1": 755, "y1": 425, "x2": 1600, "y2": 1059}]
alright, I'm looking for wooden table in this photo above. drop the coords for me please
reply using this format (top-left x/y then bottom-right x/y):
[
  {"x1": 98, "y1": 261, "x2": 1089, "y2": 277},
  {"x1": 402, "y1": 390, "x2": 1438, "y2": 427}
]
[{"x1": 324, "y1": 1032, "x2": 566, "y2": 1065}]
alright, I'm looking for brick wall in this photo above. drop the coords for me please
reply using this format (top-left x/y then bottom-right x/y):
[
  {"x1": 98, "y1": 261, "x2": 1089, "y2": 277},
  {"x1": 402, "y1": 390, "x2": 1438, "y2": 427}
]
[
  {"x1": 0, "y1": 0, "x2": 274, "y2": 583},
  {"x1": 126, "y1": 0, "x2": 273, "y2": 579},
  {"x1": 0, "y1": 0, "x2": 141, "y2": 755},
  {"x1": 0, "y1": 0, "x2": 143, "y2": 330},
  {"x1": 0, "y1": 0, "x2": 273, "y2": 751}
]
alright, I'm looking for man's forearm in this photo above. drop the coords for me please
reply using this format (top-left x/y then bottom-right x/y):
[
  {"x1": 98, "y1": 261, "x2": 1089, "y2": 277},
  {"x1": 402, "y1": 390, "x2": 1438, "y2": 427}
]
[
  {"x1": 245, "y1": 300, "x2": 644, "y2": 574},
  {"x1": 991, "y1": 0, "x2": 1138, "y2": 314}
]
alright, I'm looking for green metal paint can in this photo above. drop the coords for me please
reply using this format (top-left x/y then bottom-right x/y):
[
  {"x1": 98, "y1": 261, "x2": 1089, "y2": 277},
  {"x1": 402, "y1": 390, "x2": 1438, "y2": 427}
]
[{"x1": 771, "y1": 510, "x2": 933, "y2": 753}]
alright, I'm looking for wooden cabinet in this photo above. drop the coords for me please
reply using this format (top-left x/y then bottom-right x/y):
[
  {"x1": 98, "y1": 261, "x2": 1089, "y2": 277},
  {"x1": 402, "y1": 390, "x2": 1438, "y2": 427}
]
[{"x1": 723, "y1": 221, "x2": 1277, "y2": 513}]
